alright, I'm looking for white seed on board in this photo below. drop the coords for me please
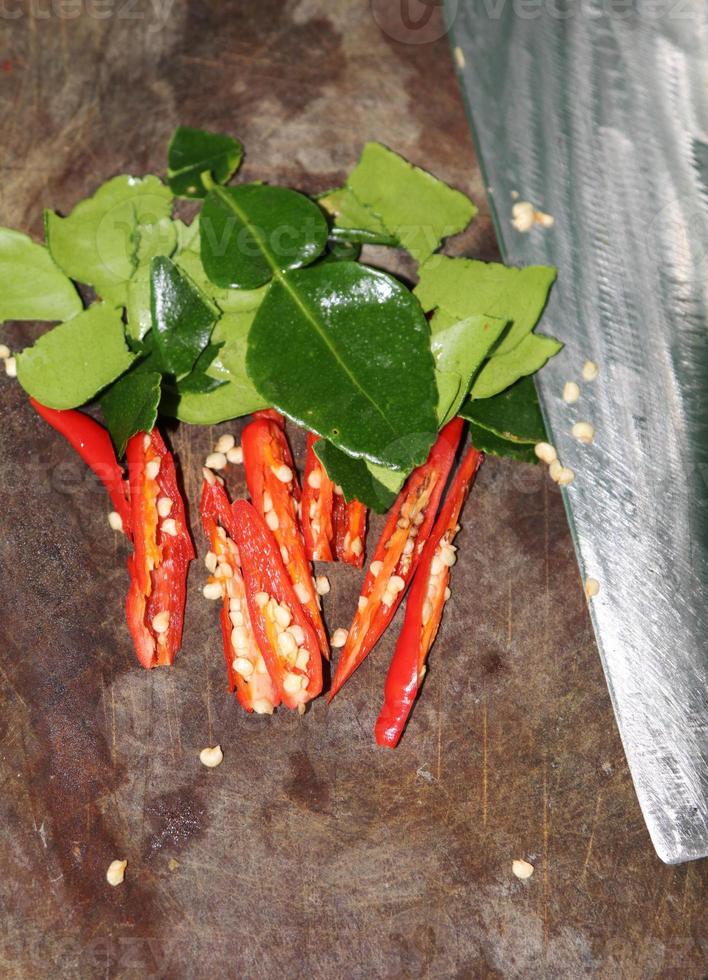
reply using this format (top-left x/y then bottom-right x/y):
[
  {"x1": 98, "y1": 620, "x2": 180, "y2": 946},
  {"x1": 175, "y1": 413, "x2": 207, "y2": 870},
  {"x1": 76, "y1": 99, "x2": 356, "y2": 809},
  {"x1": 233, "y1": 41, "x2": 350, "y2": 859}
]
[
  {"x1": 585, "y1": 577, "x2": 600, "y2": 599},
  {"x1": 157, "y1": 496, "x2": 173, "y2": 518},
  {"x1": 582, "y1": 360, "x2": 599, "y2": 381},
  {"x1": 548, "y1": 459, "x2": 563, "y2": 482},
  {"x1": 199, "y1": 745, "x2": 223, "y2": 768},
  {"x1": 107, "y1": 511, "x2": 123, "y2": 532},
  {"x1": 161, "y1": 518, "x2": 178, "y2": 537},
  {"x1": 534, "y1": 442, "x2": 557, "y2": 465},
  {"x1": 294, "y1": 582, "x2": 309, "y2": 604},
  {"x1": 331, "y1": 628, "x2": 348, "y2": 648},
  {"x1": 315, "y1": 575, "x2": 330, "y2": 596},
  {"x1": 265, "y1": 510, "x2": 279, "y2": 532},
  {"x1": 555, "y1": 466, "x2": 575, "y2": 486},
  {"x1": 4, "y1": 356, "x2": 17, "y2": 378},
  {"x1": 145, "y1": 458, "x2": 161, "y2": 480},
  {"x1": 152, "y1": 610, "x2": 170, "y2": 634},
  {"x1": 562, "y1": 381, "x2": 580, "y2": 404},
  {"x1": 106, "y1": 859, "x2": 127, "y2": 886},
  {"x1": 205, "y1": 551, "x2": 218, "y2": 573},
  {"x1": 350, "y1": 536, "x2": 363, "y2": 557},
  {"x1": 226, "y1": 446, "x2": 243, "y2": 465},
  {"x1": 307, "y1": 469, "x2": 322, "y2": 490},
  {"x1": 215, "y1": 433, "x2": 235, "y2": 454},
  {"x1": 512, "y1": 859, "x2": 534, "y2": 879},
  {"x1": 205, "y1": 451, "x2": 227, "y2": 471},
  {"x1": 252, "y1": 698, "x2": 274, "y2": 715},
  {"x1": 572, "y1": 421, "x2": 595, "y2": 445},
  {"x1": 202, "y1": 582, "x2": 223, "y2": 601},
  {"x1": 272, "y1": 463, "x2": 293, "y2": 484},
  {"x1": 0, "y1": 343, "x2": 11, "y2": 359},
  {"x1": 233, "y1": 657, "x2": 253, "y2": 678}
]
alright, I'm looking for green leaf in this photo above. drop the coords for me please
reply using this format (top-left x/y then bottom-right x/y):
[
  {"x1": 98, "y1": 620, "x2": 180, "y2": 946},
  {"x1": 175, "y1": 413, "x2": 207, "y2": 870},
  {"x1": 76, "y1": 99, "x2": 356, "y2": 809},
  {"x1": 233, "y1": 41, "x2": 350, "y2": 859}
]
[
  {"x1": 415, "y1": 255, "x2": 557, "y2": 355},
  {"x1": 174, "y1": 247, "x2": 268, "y2": 313},
  {"x1": 430, "y1": 309, "x2": 506, "y2": 424},
  {"x1": 346, "y1": 143, "x2": 477, "y2": 263},
  {"x1": 16, "y1": 303, "x2": 136, "y2": 409},
  {"x1": 201, "y1": 184, "x2": 329, "y2": 289},
  {"x1": 314, "y1": 440, "x2": 397, "y2": 514},
  {"x1": 150, "y1": 256, "x2": 218, "y2": 377},
  {"x1": 459, "y1": 375, "x2": 547, "y2": 444},
  {"x1": 470, "y1": 333, "x2": 562, "y2": 400},
  {"x1": 176, "y1": 342, "x2": 227, "y2": 394},
  {"x1": 0, "y1": 228, "x2": 82, "y2": 323},
  {"x1": 172, "y1": 310, "x2": 268, "y2": 423},
  {"x1": 246, "y1": 261, "x2": 438, "y2": 471},
  {"x1": 319, "y1": 186, "x2": 398, "y2": 246},
  {"x1": 167, "y1": 125, "x2": 243, "y2": 198},
  {"x1": 100, "y1": 369, "x2": 162, "y2": 456},
  {"x1": 466, "y1": 422, "x2": 538, "y2": 464},
  {"x1": 45, "y1": 175, "x2": 172, "y2": 305}
]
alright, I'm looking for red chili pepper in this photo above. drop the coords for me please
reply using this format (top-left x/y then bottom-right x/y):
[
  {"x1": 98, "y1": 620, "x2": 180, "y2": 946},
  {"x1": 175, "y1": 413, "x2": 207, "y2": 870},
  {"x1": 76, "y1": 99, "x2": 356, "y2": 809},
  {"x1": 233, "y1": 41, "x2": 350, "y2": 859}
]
[
  {"x1": 125, "y1": 430, "x2": 194, "y2": 668},
  {"x1": 200, "y1": 475, "x2": 280, "y2": 714},
  {"x1": 328, "y1": 417, "x2": 464, "y2": 701},
  {"x1": 231, "y1": 499, "x2": 323, "y2": 709},
  {"x1": 30, "y1": 398, "x2": 131, "y2": 532},
  {"x1": 375, "y1": 445, "x2": 484, "y2": 747},
  {"x1": 301, "y1": 433, "x2": 334, "y2": 562},
  {"x1": 241, "y1": 416, "x2": 329, "y2": 657},
  {"x1": 333, "y1": 492, "x2": 367, "y2": 567}
]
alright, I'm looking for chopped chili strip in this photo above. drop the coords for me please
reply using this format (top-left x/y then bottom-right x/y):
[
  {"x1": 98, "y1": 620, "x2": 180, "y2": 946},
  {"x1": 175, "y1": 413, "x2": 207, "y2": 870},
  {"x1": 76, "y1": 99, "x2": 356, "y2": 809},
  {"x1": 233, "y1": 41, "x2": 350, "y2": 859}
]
[
  {"x1": 200, "y1": 477, "x2": 280, "y2": 714},
  {"x1": 241, "y1": 415, "x2": 329, "y2": 657},
  {"x1": 375, "y1": 445, "x2": 484, "y2": 747},
  {"x1": 30, "y1": 398, "x2": 131, "y2": 532},
  {"x1": 333, "y1": 489, "x2": 367, "y2": 567},
  {"x1": 231, "y1": 499, "x2": 323, "y2": 709},
  {"x1": 301, "y1": 433, "x2": 334, "y2": 562},
  {"x1": 328, "y1": 417, "x2": 464, "y2": 700},
  {"x1": 125, "y1": 430, "x2": 194, "y2": 668}
]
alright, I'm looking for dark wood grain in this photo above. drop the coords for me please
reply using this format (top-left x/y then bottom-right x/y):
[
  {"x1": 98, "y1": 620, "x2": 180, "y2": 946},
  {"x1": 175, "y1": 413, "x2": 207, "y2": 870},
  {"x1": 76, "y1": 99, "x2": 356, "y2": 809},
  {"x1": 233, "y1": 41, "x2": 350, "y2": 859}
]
[{"x1": 0, "y1": 2, "x2": 705, "y2": 978}]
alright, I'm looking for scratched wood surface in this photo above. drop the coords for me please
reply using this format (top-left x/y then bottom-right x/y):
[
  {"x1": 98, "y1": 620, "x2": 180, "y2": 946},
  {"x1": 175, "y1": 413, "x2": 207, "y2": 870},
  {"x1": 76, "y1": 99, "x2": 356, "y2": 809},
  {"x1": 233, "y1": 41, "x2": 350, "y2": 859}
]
[{"x1": 0, "y1": 2, "x2": 706, "y2": 978}]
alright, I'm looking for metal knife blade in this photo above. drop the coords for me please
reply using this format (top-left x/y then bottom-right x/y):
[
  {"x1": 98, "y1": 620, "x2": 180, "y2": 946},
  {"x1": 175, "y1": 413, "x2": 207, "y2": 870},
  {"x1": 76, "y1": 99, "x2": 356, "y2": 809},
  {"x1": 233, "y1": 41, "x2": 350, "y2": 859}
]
[{"x1": 446, "y1": 0, "x2": 708, "y2": 862}]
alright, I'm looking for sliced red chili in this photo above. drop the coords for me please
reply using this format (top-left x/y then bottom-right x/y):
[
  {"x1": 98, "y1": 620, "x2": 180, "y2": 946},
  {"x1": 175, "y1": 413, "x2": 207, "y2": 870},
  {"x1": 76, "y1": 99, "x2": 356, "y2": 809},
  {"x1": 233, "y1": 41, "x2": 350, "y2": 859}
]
[
  {"x1": 200, "y1": 476, "x2": 280, "y2": 714},
  {"x1": 328, "y1": 417, "x2": 464, "y2": 701},
  {"x1": 125, "y1": 429, "x2": 194, "y2": 669},
  {"x1": 30, "y1": 398, "x2": 131, "y2": 532},
  {"x1": 375, "y1": 445, "x2": 484, "y2": 747},
  {"x1": 301, "y1": 433, "x2": 334, "y2": 562},
  {"x1": 333, "y1": 491, "x2": 367, "y2": 567},
  {"x1": 241, "y1": 415, "x2": 329, "y2": 657},
  {"x1": 231, "y1": 499, "x2": 323, "y2": 709}
]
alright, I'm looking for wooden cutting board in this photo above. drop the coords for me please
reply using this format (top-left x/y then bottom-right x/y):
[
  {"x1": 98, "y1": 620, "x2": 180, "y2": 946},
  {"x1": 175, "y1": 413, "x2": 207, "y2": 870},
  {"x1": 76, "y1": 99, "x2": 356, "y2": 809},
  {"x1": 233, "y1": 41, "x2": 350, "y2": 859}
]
[{"x1": 0, "y1": 3, "x2": 705, "y2": 977}]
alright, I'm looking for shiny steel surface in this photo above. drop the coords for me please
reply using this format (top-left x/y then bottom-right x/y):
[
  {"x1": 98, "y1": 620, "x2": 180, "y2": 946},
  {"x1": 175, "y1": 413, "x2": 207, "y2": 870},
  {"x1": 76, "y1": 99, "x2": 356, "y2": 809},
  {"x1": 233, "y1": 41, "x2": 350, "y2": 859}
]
[{"x1": 448, "y1": 0, "x2": 708, "y2": 862}]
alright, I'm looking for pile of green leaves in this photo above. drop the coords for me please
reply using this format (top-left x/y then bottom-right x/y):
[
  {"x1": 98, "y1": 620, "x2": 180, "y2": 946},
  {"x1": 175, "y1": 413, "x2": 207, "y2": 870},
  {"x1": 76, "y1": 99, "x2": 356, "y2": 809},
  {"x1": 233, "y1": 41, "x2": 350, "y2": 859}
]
[{"x1": 0, "y1": 127, "x2": 559, "y2": 510}]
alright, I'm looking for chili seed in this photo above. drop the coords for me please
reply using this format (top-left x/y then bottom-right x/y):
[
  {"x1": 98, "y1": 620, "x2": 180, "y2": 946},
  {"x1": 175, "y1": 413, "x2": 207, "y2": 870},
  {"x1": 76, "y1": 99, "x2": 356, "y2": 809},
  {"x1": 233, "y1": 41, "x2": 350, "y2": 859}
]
[
  {"x1": 4, "y1": 356, "x2": 17, "y2": 378},
  {"x1": 252, "y1": 698, "x2": 274, "y2": 714},
  {"x1": 199, "y1": 745, "x2": 223, "y2": 768},
  {"x1": 315, "y1": 575, "x2": 330, "y2": 596},
  {"x1": 382, "y1": 589, "x2": 396, "y2": 608},
  {"x1": 229, "y1": 596, "x2": 241, "y2": 611},
  {"x1": 440, "y1": 546, "x2": 456, "y2": 567},
  {"x1": 389, "y1": 575, "x2": 405, "y2": 593},
  {"x1": 283, "y1": 672, "x2": 303, "y2": 694},
  {"x1": 0, "y1": 343, "x2": 10, "y2": 359},
  {"x1": 203, "y1": 466, "x2": 217, "y2": 486},
  {"x1": 295, "y1": 649, "x2": 309, "y2": 670},
  {"x1": 350, "y1": 536, "x2": 363, "y2": 557},
  {"x1": 563, "y1": 381, "x2": 580, "y2": 404},
  {"x1": 585, "y1": 577, "x2": 600, "y2": 598},
  {"x1": 278, "y1": 631, "x2": 298, "y2": 657},
  {"x1": 280, "y1": 545, "x2": 290, "y2": 564},
  {"x1": 582, "y1": 360, "x2": 599, "y2": 381},
  {"x1": 152, "y1": 611, "x2": 170, "y2": 634},
  {"x1": 444, "y1": 586, "x2": 451, "y2": 601},
  {"x1": 205, "y1": 551, "x2": 218, "y2": 573},
  {"x1": 107, "y1": 511, "x2": 123, "y2": 532},
  {"x1": 294, "y1": 582, "x2": 309, "y2": 604},
  {"x1": 106, "y1": 859, "x2": 127, "y2": 886},
  {"x1": 255, "y1": 591, "x2": 269, "y2": 608},
  {"x1": 157, "y1": 496, "x2": 173, "y2": 518},
  {"x1": 231, "y1": 626, "x2": 249, "y2": 650},
  {"x1": 205, "y1": 451, "x2": 227, "y2": 471},
  {"x1": 215, "y1": 433, "x2": 235, "y2": 454},
  {"x1": 229, "y1": 610, "x2": 244, "y2": 627},
  {"x1": 288, "y1": 624, "x2": 306, "y2": 646},
  {"x1": 226, "y1": 446, "x2": 243, "y2": 464},
  {"x1": 403, "y1": 538, "x2": 415, "y2": 557},
  {"x1": 145, "y1": 459, "x2": 161, "y2": 480},
  {"x1": 161, "y1": 518, "x2": 178, "y2": 537},
  {"x1": 233, "y1": 657, "x2": 253, "y2": 678},
  {"x1": 265, "y1": 510, "x2": 279, "y2": 532},
  {"x1": 215, "y1": 562, "x2": 233, "y2": 579},
  {"x1": 430, "y1": 555, "x2": 443, "y2": 576},
  {"x1": 358, "y1": 596, "x2": 368, "y2": 611},
  {"x1": 572, "y1": 421, "x2": 595, "y2": 444},
  {"x1": 534, "y1": 442, "x2": 557, "y2": 465},
  {"x1": 307, "y1": 469, "x2": 322, "y2": 490},
  {"x1": 555, "y1": 466, "x2": 575, "y2": 486},
  {"x1": 512, "y1": 859, "x2": 534, "y2": 879},
  {"x1": 272, "y1": 463, "x2": 293, "y2": 483},
  {"x1": 202, "y1": 582, "x2": 223, "y2": 600},
  {"x1": 274, "y1": 603, "x2": 292, "y2": 629},
  {"x1": 334, "y1": 484, "x2": 344, "y2": 495},
  {"x1": 549, "y1": 459, "x2": 563, "y2": 482},
  {"x1": 331, "y1": 628, "x2": 348, "y2": 648},
  {"x1": 370, "y1": 560, "x2": 383, "y2": 577},
  {"x1": 414, "y1": 511, "x2": 425, "y2": 527}
]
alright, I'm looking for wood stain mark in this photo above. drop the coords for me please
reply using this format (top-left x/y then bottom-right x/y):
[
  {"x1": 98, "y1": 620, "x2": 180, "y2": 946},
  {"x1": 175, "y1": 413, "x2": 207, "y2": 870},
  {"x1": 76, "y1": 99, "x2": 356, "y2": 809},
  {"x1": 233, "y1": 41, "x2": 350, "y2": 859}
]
[{"x1": 580, "y1": 791, "x2": 603, "y2": 883}]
